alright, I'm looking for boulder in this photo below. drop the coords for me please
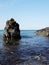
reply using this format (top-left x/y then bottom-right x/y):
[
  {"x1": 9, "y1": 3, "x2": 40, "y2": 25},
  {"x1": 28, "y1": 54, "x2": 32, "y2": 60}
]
[
  {"x1": 36, "y1": 27, "x2": 49, "y2": 37},
  {"x1": 3, "y1": 18, "x2": 21, "y2": 41}
]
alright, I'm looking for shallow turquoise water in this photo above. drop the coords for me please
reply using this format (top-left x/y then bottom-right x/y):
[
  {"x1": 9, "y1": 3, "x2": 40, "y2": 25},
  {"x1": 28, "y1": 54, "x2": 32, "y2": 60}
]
[{"x1": 0, "y1": 30, "x2": 49, "y2": 65}]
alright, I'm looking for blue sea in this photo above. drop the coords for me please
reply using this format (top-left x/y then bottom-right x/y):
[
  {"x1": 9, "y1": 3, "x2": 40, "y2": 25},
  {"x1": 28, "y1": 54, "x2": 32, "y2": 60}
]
[{"x1": 0, "y1": 30, "x2": 49, "y2": 65}]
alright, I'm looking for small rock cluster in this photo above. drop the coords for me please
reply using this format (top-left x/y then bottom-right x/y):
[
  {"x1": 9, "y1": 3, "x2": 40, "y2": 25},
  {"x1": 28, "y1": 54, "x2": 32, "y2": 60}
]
[{"x1": 3, "y1": 18, "x2": 21, "y2": 41}]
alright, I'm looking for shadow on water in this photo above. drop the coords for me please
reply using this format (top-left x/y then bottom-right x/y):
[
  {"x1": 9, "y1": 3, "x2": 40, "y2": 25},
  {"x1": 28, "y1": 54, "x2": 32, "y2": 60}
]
[{"x1": 21, "y1": 35, "x2": 32, "y2": 38}]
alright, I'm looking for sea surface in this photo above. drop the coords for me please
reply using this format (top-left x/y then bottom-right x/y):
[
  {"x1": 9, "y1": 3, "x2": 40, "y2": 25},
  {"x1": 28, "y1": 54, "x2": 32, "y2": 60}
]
[{"x1": 0, "y1": 30, "x2": 49, "y2": 65}]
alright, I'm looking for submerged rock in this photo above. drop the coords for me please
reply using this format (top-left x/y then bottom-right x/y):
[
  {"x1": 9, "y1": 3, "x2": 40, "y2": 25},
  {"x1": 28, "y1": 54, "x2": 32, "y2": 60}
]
[
  {"x1": 36, "y1": 27, "x2": 49, "y2": 37},
  {"x1": 3, "y1": 18, "x2": 21, "y2": 42}
]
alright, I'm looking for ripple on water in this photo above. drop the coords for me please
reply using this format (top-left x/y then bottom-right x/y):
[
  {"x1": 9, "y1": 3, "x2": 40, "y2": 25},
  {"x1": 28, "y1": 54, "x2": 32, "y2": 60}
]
[{"x1": 0, "y1": 30, "x2": 49, "y2": 65}]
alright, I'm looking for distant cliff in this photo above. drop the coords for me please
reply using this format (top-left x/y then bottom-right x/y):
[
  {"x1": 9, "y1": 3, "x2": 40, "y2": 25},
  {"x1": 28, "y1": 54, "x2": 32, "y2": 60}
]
[
  {"x1": 3, "y1": 18, "x2": 21, "y2": 42},
  {"x1": 36, "y1": 27, "x2": 49, "y2": 37}
]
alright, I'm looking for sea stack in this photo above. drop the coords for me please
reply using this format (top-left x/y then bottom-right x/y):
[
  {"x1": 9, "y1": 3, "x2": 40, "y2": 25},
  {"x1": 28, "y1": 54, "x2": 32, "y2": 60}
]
[
  {"x1": 3, "y1": 18, "x2": 21, "y2": 41},
  {"x1": 36, "y1": 27, "x2": 49, "y2": 37}
]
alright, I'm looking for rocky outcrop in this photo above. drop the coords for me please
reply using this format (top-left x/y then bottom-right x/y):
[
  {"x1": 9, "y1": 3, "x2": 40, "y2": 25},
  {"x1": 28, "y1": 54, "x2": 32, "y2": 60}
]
[
  {"x1": 36, "y1": 27, "x2": 49, "y2": 37},
  {"x1": 3, "y1": 18, "x2": 21, "y2": 41}
]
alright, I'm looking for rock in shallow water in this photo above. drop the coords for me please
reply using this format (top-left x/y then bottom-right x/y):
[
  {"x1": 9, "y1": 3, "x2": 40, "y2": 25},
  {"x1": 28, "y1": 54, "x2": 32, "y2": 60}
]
[
  {"x1": 3, "y1": 18, "x2": 21, "y2": 42},
  {"x1": 36, "y1": 27, "x2": 49, "y2": 37}
]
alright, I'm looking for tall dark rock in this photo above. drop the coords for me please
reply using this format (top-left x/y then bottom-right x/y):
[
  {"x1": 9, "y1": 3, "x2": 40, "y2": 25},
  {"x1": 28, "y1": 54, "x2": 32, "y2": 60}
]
[{"x1": 3, "y1": 18, "x2": 21, "y2": 41}]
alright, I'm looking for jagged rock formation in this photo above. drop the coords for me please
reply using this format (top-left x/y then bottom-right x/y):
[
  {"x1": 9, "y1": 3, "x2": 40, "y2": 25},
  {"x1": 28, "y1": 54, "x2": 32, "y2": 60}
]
[
  {"x1": 36, "y1": 27, "x2": 49, "y2": 37},
  {"x1": 3, "y1": 18, "x2": 21, "y2": 41}
]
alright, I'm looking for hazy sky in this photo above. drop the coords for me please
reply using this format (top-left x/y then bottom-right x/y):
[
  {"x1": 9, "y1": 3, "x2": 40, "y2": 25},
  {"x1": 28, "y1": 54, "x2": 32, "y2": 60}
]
[{"x1": 0, "y1": 0, "x2": 49, "y2": 30}]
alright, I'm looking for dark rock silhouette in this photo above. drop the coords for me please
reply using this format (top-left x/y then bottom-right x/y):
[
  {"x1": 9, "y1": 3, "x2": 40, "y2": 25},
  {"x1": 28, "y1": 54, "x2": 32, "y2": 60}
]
[
  {"x1": 36, "y1": 27, "x2": 49, "y2": 37},
  {"x1": 3, "y1": 18, "x2": 21, "y2": 42}
]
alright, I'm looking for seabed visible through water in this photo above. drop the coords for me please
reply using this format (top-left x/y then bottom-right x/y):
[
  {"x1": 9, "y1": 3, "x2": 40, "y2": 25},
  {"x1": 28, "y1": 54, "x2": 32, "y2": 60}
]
[{"x1": 0, "y1": 30, "x2": 49, "y2": 65}]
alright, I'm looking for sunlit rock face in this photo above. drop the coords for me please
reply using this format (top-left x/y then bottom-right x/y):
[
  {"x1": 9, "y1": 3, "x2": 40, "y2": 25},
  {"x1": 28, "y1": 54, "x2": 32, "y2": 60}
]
[
  {"x1": 3, "y1": 18, "x2": 21, "y2": 41},
  {"x1": 36, "y1": 27, "x2": 49, "y2": 37}
]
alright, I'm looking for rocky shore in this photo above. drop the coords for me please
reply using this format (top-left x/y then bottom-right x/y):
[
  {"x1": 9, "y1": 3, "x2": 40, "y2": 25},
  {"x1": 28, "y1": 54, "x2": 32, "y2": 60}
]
[
  {"x1": 3, "y1": 18, "x2": 21, "y2": 42},
  {"x1": 36, "y1": 27, "x2": 49, "y2": 37}
]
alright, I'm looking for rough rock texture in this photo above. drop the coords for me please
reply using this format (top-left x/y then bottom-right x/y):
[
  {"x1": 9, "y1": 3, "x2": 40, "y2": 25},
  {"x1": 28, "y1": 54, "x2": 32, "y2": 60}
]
[
  {"x1": 36, "y1": 27, "x2": 49, "y2": 37},
  {"x1": 3, "y1": 18, "x2": 21, "y2": 41}
]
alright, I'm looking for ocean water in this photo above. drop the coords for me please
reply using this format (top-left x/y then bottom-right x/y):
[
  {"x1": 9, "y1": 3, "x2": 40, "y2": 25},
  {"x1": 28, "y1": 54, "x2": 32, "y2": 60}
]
[{"x1": 0, "y1": 30, "x2": 49, "y2": 65}]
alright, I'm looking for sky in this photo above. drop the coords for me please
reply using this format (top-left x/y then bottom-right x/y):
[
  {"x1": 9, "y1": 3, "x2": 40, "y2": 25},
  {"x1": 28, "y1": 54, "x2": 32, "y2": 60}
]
[{"x1": 0, "y1": 0, "x2": 49, "y2": 30}]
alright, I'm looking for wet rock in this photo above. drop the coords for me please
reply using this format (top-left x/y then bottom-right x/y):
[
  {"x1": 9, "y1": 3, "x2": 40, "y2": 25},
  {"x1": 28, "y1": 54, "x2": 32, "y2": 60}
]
[
  {"x1": 36, "y1": 27, "x2": 49, "y2": 37},
  {"x1": 10, "y1": 52, "x2": 14, "y2": 54},
  {"x1": 41, "y1": 56, "x2": 47, "y2": 62},
  {"x1": 34, "y1": 54, "x2": 47, "y2": 62},
  {"x1": 34, "y1": 55, "x2": 41, "y2": 61},
  {"x1": 3, "y1": 18, "x2": 21, "y2": 42}
]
